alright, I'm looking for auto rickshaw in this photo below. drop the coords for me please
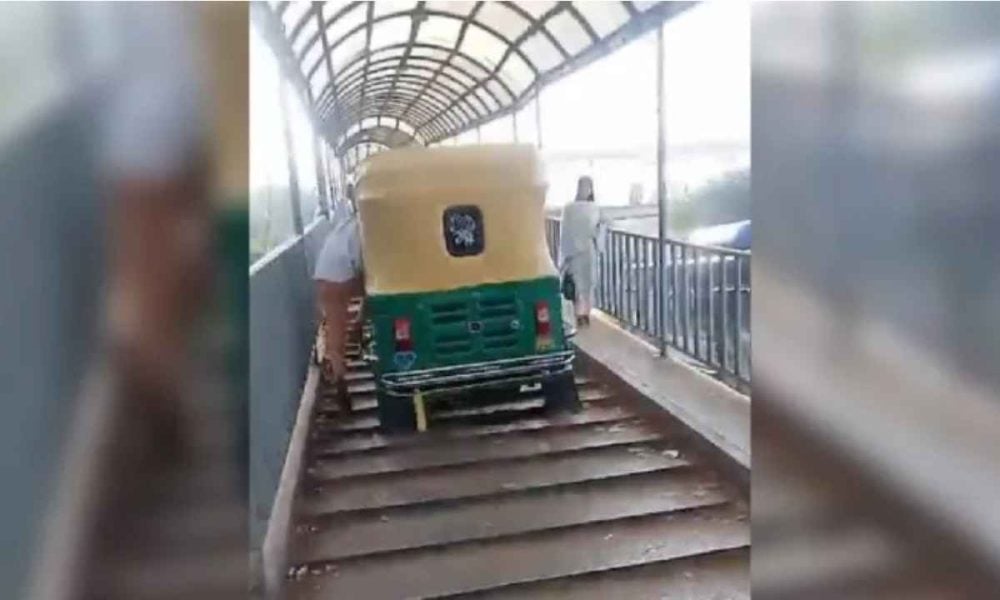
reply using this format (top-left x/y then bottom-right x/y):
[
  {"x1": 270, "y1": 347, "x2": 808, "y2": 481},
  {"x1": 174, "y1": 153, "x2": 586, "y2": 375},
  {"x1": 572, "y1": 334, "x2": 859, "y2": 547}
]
[{"x1": 356, "y1": 144, "x2": 580, "y2": 432}]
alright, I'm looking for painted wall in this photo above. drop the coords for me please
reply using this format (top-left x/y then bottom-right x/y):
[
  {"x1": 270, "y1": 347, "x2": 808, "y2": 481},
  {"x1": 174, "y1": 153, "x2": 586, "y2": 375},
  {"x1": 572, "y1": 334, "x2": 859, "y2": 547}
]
[
  {"x1": 249, "y1": 220, "x2": 330, "y2": 550},
  {"x1": 0, "y1": 91, "x2": 104, "y2": 598}
]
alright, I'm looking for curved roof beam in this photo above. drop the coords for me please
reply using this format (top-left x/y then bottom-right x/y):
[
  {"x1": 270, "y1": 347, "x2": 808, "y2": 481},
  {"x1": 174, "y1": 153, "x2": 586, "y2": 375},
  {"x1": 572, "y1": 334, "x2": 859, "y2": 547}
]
[
  {"x1": 337, "y1": 75, "x2": 478, "y2": 125},
  {"x1": 302, "y1": 9, "x2": 534, "y2": 137},
  {"x1": 357, "y1": 3, "x2": 375, "y2": 132},
  {"x1": 416, "y1": 2, "x2": 567, "y2": 137},
  {"x1": 320, "y1": 91, "x2": 456, "y2": 137},
  {"x1": 299, "y1": 8, "x2": 539, "y2": 83},
  {"x1": 340, "y1": 137, "x2": 399, "y2": 159},
  {"x1": 336, "y1": 118, "x2": 425, "y2": 151},
  {"x1": 420, "y1": 1, "x2": 697, "y2": 143},
  {"x1": 344, "y1": 100, "x2": 448, "y2": 131},
  {"x1": 316, "y1": 44, "x2": 517, "y2": 141},
  {"x1": 317, "y1": 41, "x2": 511, "y2": 112},
  {"x1": 502, "y1": 2, "x2": 570, "y2": 61},
  {"x1": 343, "y1": 96, "x2": 460, "y2": 134},
  {"x1": 337, "y1": 66, "x2": 476, "y2": 107},
  {"x1": 376, "y1": 2, "x2": 426, "y2": 123},
  {"x1": 397, "y1": 1, "x2": 483, "y2": 126},
  {"x1": 338, "y1": 82, "x2": 472, "y2": 130},
  {"x1": 341, "y1": 73, "x2": 472, "y2": 121},
  {"x1": 565, "y1": 3, "x2": 601, "y2": 45},
  {"x1": 334, "y1": 54, "x2": 481, "y2": 95},
  {"x1": 332, "y1": 76, "x2": 470, "y2": 125},
  {"x1": 337, "y1": 124, "x2": 416, "y2": 156},
  {"x1": 286, "y1": 2, "x2": 359, "y2": 46},
  {"x1": 334, "y1": 57, "x2": 490, "y2": 116},
  {"x1": 347, "y1": 106, "x2": 452, "y2": 141},
  {"x1": 313, "y1": 45, "x2": 511, "y2": 131},
  {"x1": 340, "y1": 82, "x2": 463, "y2": 120},
  {"x1": 333, "y1": 43, "x2": 492, "y2": 87},
  {"x1": 347, "y1": 94, "x2": 465, "y2": 134},
  {"x1": 332, "y1": 62, "x2": 487, "y2": 119},
  {"x1": 340, "y1": 98, "x2": 448, "y2": 131},
  {"x1": 267, "y1": 1, "x2": 699, "y2": 146}
]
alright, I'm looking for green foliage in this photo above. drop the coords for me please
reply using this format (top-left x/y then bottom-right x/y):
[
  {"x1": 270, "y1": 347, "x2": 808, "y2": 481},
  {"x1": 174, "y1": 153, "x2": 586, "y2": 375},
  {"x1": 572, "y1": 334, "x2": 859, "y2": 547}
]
[{"x1": 669, "y1": 168, "x2": 750, "y2": 237}]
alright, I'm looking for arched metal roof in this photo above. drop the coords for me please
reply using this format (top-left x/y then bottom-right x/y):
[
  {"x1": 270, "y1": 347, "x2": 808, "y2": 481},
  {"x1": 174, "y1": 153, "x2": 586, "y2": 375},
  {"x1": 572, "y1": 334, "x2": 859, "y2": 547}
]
[{"x1": 259, "y1": 1, "x2": 694, "y2": 157}]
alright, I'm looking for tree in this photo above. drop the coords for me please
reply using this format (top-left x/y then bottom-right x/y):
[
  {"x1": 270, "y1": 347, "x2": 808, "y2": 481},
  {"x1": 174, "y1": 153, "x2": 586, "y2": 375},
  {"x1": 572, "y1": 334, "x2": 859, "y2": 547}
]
[{"x1": 669, "y1": 168, "x2": 750, "y2": 237}]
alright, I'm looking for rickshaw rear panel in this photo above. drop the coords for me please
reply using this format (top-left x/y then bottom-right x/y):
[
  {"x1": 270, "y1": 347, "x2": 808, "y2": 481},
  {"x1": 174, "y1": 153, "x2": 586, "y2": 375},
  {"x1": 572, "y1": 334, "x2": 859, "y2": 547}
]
[
  {"x1": 368, "y1": 276, "x2": 567, "y2": 373},
  {"x1": 355, "y1": 145, "x2": 579, "y2": 430}
]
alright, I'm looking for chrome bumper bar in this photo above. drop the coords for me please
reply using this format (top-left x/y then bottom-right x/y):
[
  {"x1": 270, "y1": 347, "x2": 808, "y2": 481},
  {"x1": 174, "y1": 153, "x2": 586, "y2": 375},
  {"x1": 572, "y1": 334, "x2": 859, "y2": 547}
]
[{"x1": 381, "y1": 350, "x2": 574, "y2": 397}]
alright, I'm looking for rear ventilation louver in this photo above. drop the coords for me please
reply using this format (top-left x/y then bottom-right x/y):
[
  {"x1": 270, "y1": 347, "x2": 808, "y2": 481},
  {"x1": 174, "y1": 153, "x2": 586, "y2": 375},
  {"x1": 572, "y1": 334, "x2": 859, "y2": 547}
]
[
  {"x1": 429, "y1": 301, "x2": 473, "y2": 356},
  {"x1": 478, "y1": 297, "x2": 519, "y2": 351},
  {"x1": 426, "y1": 295, "x2": 522, "y2": 357}
]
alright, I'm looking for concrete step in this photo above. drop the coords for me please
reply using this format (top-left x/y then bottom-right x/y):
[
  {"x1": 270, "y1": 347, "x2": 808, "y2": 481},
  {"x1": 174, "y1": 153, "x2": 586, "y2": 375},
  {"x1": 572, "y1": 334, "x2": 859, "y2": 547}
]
[
  {"x1": 285, "y1": 505, "x2": 749, "y2": 600},
  {"x1": 306, "y1": 418, "x2": 666, "y2": 481},
  {"x1": 309, "y1": 404, "x2": 639, "y2": 456},
  {"x1": 291, "y1": 469, "x2": 728, "y2": 564},
  {"x1": 298, "y1": 442, "x2": 691, "y2": 516}
]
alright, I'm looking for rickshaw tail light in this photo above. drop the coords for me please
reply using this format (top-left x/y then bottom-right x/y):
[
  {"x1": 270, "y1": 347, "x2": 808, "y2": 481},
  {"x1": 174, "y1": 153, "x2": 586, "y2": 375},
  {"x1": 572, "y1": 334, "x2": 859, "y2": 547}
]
[
  {"x1": 535, "y1": 301, "x2": 552, "y2": 337},
  {"x1": 394, "y1": 317, "x2": 412, "y2": 351}
]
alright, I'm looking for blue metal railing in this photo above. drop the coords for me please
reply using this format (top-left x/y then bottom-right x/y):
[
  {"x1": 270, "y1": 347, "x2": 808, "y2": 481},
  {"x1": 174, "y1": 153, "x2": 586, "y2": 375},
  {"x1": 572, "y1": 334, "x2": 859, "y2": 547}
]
[{"x1": 546, "y1": 217, "x2": 751, "y2": 389}]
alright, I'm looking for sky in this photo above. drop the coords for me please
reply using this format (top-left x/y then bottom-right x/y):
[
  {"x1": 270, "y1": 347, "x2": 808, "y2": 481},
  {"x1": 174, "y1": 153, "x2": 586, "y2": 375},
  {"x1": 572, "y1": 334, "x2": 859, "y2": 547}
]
[
  {"x1": 541, "y1": 1, "x2": 750, "y2": 153},
  {"x1": 538, "y1": 1, "x2": 751, "y2": 207}
]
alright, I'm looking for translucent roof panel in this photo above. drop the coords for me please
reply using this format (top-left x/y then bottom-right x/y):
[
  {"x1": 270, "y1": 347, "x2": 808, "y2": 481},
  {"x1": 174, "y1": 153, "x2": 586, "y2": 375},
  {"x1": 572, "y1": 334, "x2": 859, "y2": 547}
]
[
  {"x1": 266, "y1": 1, "x2": 696, "y2": 152},
  {"x1": 310, "y1": 63, "x2": 330, "y2": 98},
  {"x1": 498, "y1": 53, "x2": 533, "y2": 95},
  {"x1": 292, "y1": 15, "x2": 319, "y2": 55},
  {"x1": 425, "y1": 1, "x2": 477, "y2": 18},
  {"x1": 323, "y1": 3, "x2": 365, "y2": 51},
  {"x1": 520, "y1": 30, "x2": 563, "y2": 73},
  {"x1": 302, "y1": 37, "x2": 325, "y2": 78},
  {"x1": 460, "y1": 25, "x2": 507, "y2": 70},
  {"x1": 576, "y1": 2, "x2": 631, "y2": 38},
  {"x1": 521, "y1": 1, "x2": 558, "y2": 20},
  {"x1": 369, "y1": 16, "x2": 412, "y2": 52},
  {"x1": 329, "y1": 28, "x2": 366, "y2": 74},
  {"x1": 281, "y1": 1, "x2": 312, "y2": 32},
  {"x1": 634, "y1": 2, "x2": 664, "y2": 12},
  {"x1": 418, "y1": 15, "x2": 461, "y2": 48},
  {"x1": 374, "y1": 1, "x2": 419, "y2": 19},
  {"x1": 476, "y1": 2, "x2": 531, "y2": 41},
  {"x1": 450, "y1": 53, "x2": 490, "y2": 79},
  {"x1": 546, "y1": 11, "x2": 593, "y2": 57}
]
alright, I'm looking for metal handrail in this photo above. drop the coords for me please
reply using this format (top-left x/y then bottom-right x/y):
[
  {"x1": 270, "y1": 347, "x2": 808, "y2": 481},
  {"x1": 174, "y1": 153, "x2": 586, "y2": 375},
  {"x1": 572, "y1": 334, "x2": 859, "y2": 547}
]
[{"x1": 546, "y1": 217, "x2": 751, "y2": 390}]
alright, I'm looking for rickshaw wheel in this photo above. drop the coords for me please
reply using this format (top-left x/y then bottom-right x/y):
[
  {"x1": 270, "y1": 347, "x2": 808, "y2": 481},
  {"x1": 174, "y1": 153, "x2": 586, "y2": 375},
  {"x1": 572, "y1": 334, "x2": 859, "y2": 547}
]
[
  {"x1": 377, "y1": 390, "x2": 417, "y2": 433},
  {"x1": 542, "y1": 371, "x2": 582, "y2": 414}
]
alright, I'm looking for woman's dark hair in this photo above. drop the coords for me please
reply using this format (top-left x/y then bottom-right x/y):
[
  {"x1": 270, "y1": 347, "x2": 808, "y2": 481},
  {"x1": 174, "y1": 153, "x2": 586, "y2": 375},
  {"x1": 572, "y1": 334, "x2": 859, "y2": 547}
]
[{"x1": 576, "y1": 176, "x2": 595, "y2": 202}]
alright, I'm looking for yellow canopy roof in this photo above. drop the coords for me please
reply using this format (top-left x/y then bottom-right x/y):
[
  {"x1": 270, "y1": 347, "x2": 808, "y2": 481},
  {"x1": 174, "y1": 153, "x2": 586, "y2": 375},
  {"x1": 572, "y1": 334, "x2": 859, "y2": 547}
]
[
  {"x1": 356, "y1": 145, "x2": 556, "y2": 295},
  {"x1": 357, "y1": 144, "x2": 545, "y2": 199}
]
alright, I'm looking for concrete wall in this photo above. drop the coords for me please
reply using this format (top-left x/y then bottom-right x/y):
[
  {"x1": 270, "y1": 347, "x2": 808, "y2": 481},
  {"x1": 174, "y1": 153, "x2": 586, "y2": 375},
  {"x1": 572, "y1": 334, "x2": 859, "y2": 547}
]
[
  {"x1": 0, "y1": 92, "x2": 105, "y2": 597},
  {"x1": 249, "y1": 219, "x2": 330, "y2": 549}
]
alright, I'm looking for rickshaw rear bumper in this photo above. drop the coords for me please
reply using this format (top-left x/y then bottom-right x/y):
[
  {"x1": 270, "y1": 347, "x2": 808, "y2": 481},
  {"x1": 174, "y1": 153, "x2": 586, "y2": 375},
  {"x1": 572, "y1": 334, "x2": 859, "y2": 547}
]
[{"x1": 380, "y1": 350, "x2": 574, "y2": 397}]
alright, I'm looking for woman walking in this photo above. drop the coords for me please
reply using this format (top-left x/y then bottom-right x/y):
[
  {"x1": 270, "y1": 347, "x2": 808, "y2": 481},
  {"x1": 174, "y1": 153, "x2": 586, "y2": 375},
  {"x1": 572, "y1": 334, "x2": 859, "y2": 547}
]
[{"x1": 559, "y1": 176, "x2": 607, "y2": 326}]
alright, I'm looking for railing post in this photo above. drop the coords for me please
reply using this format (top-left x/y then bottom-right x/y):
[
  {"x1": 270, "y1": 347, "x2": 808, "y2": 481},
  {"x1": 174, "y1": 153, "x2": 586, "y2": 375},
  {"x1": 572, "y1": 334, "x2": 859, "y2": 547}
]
[
  {"x1": 655, "y1": 25, "x2": 668, "y2": 357},
  {"x1": 535, "y1": 84, "x2": 544, "y2": 150}
]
